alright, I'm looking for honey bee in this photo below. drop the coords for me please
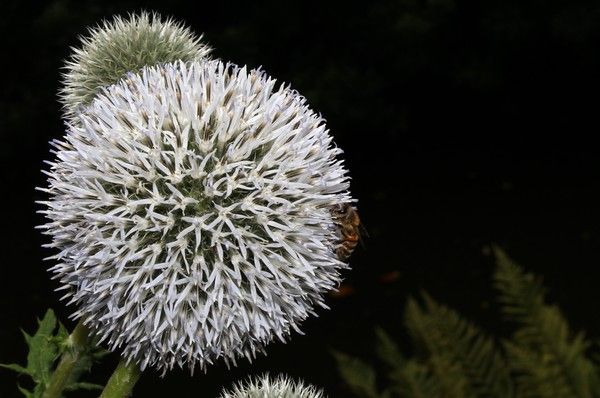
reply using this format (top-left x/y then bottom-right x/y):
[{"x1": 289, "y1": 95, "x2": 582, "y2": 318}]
[{"x1": 331, "y1": 203, "x2": 361, "y2": 261}]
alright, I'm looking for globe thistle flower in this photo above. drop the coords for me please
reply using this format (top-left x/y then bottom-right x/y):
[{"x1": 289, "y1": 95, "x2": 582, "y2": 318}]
[
  {"x1": 219, "y1": 374, "x2": 325, "y2": 398},
  {"x1": 40, "y1": 59, "x2": 353, "y2": 373},
  {"x1": 60, "y1": 11, "x2": 211, "y2": 120}
]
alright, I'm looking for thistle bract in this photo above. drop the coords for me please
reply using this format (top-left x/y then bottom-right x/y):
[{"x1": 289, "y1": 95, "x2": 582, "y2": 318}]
[
  {"x1": 220, "y1": 374, "x2": 325, "y2": 398},
  {"x1": 60, "y1": 12, "x2": 211, "y2": 120},
  {"x1": 41, "y1": 59, "x2": 352, "y2": 372}
]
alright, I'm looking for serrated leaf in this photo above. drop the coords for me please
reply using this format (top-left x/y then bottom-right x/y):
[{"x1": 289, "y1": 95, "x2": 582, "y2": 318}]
[
  {"x1": 332, "y1": 350, "x2": 379, "y2": 398},
  {"x1": 6, "y1": 310, "x2": 110, "y2": 398},
  {"x1": 21, "y1": 330, "x2": 32, "y2": 347},
  {"x1": 55, "y1": 321, "x2": 70, "y2": 349},
  {"x1": 26, "y1": 309, "x2": 61, "y2": 385},
  {"x1": 0, "y1": 363, "x2": 31, "y2": 375},
  {"x1": 36, "y1": 310, "x2": 57, "y2": 337}
]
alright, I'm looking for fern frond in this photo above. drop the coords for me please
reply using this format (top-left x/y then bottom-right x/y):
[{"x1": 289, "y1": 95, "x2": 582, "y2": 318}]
[
  {"x1": 375, "y1": 328, "x2": 439, "y2": 398},
  {"x1": 375, "y1": 327, "x2": 404, "y2": 369},
  {"x1": 492, "y1": 246, "x2": 546, "y2": 328},
  {"x1": 391, "y1": 359, "x2": 440, "y2": 398},
  {"x1": 404, "y1": 293, "x2": 513, "y2": 398},
  {"x1": 332, "y1": 350, "x2": 380, "y2": 398},
  {"x1": 492, "y1": 246, "x2": 600, "y2": 398}
]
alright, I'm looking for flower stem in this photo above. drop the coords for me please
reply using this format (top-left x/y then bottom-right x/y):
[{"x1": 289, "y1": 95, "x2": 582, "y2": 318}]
[
  {"x1": 99, "y1": 358, "x2": 141, "y2": 398},
  {"x1": 42, "y1": 320, "x2": 90, "y2": 398}
]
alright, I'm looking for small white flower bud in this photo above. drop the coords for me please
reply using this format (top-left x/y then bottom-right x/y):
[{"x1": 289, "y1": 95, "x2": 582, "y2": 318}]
[{"x1": 220, "y1": 374, "x2": 325, "y2": 398}]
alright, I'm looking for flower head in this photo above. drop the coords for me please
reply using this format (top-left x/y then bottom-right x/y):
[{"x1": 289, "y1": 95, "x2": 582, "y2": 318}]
[
  {"x1": 220, "y1": 374, "x2": 325, "y2": 398},
  {"x1": 60, "y1": 12, "x2": 210, "y2": 120},
  {"x1": 41, "y1": 59, "x2": 352, "y2": 372}
]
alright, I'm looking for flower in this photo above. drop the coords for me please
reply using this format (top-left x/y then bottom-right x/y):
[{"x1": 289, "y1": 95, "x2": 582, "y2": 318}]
[
  {"x1": 40, "y1": 59, "x2": 353, "y2": 372},
  {"x1": 219, "y1": 374, "x2": 325, "y2": 398},
  {"x1": 60, "y1": 12, "x2": 211, "y2": 120}
]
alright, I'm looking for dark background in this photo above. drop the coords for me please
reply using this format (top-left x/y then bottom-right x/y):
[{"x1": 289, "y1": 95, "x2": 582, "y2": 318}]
[{"x1": 2, "y1": 0, "x2": 600, "y2": 396}]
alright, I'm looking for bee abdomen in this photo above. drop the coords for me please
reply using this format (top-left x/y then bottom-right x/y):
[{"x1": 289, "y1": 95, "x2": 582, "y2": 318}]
[{"x1": 330, "y1": 203, "x2": 361, "y2": 262}]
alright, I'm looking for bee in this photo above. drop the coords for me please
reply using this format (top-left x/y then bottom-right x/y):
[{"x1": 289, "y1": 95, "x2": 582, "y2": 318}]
[{"x1": 330, "y1": 203, "x2": 361, "y2": 261}]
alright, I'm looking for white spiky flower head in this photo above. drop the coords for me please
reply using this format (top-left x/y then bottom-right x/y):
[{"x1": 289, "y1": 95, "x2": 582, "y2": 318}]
[
  {"x1": 40, "y1": 59, "x2": 353, "y2": 373},
  {"x1": 60, "y1": 11, "x2": 211, "y2": 120},
  {"x1": 220, "y1": 374, "x2": 325, "y2": 398}
]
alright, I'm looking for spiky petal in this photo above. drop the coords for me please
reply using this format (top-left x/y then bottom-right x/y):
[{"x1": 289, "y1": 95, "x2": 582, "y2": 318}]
[
  {"x1": 60, "y1": 12, "x2": 211, "y2": 120},
  {"x1": 40, "y1": 59, "x2": 352, "y2": 373}
]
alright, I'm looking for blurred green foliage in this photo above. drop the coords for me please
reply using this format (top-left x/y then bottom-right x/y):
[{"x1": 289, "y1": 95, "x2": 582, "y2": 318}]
[
  {"x1": 0, "y1": 310, "x2": 105, "y2": 398},
  {"x1": 334, "y1": 247, "x2": 600, "y2": 398}
]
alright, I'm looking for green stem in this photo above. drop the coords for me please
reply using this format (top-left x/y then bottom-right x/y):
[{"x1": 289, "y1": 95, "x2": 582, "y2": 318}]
[
  {"x1": 42, "y1": 320, "x2": 90, "y2": 398},
  {"x1": 99, "y1": 358, "x2": 141, "y2": 398}
]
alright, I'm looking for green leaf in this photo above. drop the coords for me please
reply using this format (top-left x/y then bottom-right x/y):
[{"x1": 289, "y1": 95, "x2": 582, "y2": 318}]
[
  {"x1": 375, "y1": 327, "x2": 404, "y2": 369},
  {"x1": 21, "y1": 330, "x2": 32, "y2": 347},
  {"x1": 332, "y1": 350, "x2": 379, "y2": 398},
  {"x1": 492, "y1": 245, "x2": 546, "y2": 326},
  {"x1": 402, "y1": 292, "x2": 518, "y2": 398},
  {"x1": 17, "y1": 385, "x2": 34, "y2": 398},
  {"x1": 334, "y1": 247, "x2": 600, "y2": 398},
  {"x1": 0, "y1": 363, "x2": 31, "y2": 375},
  {"x1": 26, "y1": 309, "x2": 61, "y2": 385},
  {"x1": 404, "y1": 296, "x2": 473, "y2": 398},
  {"x1": 32, "y1": 382, "x2": 45, "y2": 398},
  {"x1": 55, "y1": 321, "x2": 70, "y2": 350},
  {"x1": 492, "y1": 246, "x2": 600, "y2": 398},
  {"x1": 5, "y1": 310, "x2": 107, "y2": 397},
  {"x1": 389, "y1": 359, "x2": 439, "y2": 398}
]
